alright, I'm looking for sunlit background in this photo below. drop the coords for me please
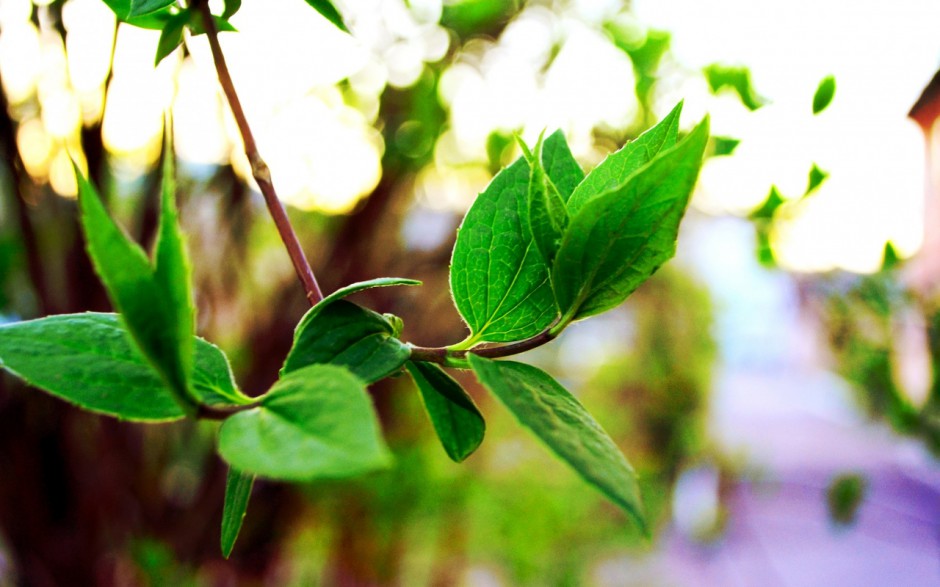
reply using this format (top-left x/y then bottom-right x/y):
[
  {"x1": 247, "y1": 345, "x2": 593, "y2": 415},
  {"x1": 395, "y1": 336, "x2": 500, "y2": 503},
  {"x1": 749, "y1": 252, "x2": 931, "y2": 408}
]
[{"x1": 2, "y1": 0, "x2": 940, "y2": 584}]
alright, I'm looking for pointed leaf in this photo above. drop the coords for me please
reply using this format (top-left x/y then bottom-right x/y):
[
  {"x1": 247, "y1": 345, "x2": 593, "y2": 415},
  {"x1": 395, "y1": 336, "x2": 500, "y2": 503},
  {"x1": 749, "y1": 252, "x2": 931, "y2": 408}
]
[
  {"x1": 406, "y1": 361, "x2": 485, "y2": 462},
  {"x1": 566, "y1": 102, "x2": 683, "y2": 215},
  {"x1": 76, "y1": 166, "x2": 195, "y2": 412},
  {"x1": 521, "y1": 134, "x2": 569, "y2": 267},
  {"x1": 320, "y1": 277, "x2": 421, "y2": 309},
  {"x1": 0, "y1": 313, "x2": 245, "y2": 421},
  {"x1": 813, "y1": 75, "x2": 836, "y2": 114},
  {"x1": 154, "y1": 12, "x2": 188, "y2": 66},
  {"x1": 541, "y1": 130, "x2": 584, "y2": 203},
  {"x1": 302, "y1": 0, "x2": 349, "y2": 33},
  {"x1": 805, "y1": 163, "x2": 828, "y2": 195},
  {"x1": 283, "y1": 300, "x2": 410, "y2": 383},
  {"x1": 450, "y1": 156, "x2": 557, "y2": 344},
  {"x1": 218, "y1": 364, "x2": 391, "y2": 480},
  {"x1": 553, "y1": 117, "x2": 709, "y2": 320},
  {"x1": 469, "y1": 355, "x2": 645, "y2": 530},
  {"x1": 221, "y1": 467, "x2": 254, "y2": 558}
]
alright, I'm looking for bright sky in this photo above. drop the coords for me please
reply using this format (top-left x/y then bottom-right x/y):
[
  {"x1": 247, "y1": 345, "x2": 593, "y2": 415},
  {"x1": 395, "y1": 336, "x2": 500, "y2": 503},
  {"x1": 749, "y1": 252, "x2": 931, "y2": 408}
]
[{"x1": 2, "y1": 0, "x2": 939, "y2": 272}]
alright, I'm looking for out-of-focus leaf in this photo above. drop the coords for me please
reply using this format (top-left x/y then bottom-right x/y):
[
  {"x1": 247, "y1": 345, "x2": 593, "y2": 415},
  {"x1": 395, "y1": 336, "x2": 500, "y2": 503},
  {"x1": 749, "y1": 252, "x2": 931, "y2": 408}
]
[
  {"x1": 704, "y1": 64, "x2": 767, "y2": 111},
  {"x1": 221, "y1": 467, "x2": 254, "y2": 558},
  {"x1": 749, "y1": 185, "x2": 786, "y2": 221},
  {"x1": 806, "y1": 163, "x2": 828, "y2": 195},
  {"x1": 826, "y1": 473, "x2": 866, "y2": 526},
  {"x1": 711, "y1": 136, "x2": 740, "y2": 157},
  {"x1": 129, "y1": 0, "x2": 176, "y2": 18},
  {"x1": 154, "y1": 12, "x2": 188, "y2": 66},
  {"x1": 302, "y1": 0, "x2": 349, "y2": 33},
  {"x1": 813, "y1": 75, "x2": 836, "y2": 114}
]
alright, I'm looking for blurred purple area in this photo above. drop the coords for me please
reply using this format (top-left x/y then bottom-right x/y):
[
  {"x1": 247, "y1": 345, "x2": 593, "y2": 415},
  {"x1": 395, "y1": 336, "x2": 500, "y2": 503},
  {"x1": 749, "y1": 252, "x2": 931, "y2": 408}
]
[{"x1": 605, "y1": 216, "x2": 940, "y2": 586}]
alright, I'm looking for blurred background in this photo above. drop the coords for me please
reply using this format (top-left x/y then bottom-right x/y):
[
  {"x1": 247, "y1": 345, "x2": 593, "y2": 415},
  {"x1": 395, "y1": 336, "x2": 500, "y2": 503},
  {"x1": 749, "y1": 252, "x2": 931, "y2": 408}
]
[{"x1": 1, "y1": 0, "x2": 940, "y2": 584}]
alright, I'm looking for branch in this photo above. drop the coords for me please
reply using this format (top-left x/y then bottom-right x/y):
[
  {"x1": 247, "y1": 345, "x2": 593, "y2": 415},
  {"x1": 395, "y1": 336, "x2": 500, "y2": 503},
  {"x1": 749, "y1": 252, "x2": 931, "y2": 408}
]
[
  {"x1": 408, "y1": 328, "x2": 557, "y2": 366},
  {"x1": 194, "y1": 0, "x2": 324, "y2": 305}
]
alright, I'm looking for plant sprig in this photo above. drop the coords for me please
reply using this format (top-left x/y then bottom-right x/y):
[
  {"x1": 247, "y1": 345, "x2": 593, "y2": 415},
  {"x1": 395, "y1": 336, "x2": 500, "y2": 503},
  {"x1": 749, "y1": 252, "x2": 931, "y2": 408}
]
[{"x1": 0, "y1": 0, "x2": 709, "y2": 557}]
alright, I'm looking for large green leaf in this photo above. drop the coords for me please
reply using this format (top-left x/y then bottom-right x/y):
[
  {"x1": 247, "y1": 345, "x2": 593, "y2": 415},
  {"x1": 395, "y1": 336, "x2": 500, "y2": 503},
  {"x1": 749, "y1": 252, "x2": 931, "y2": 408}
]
[
  {"x1": 76, "y1": 156, "x2": 197, "y2": 412},
  {"x1": 0, "y1": 313, "x2": 245, "y2": 421},
  {"x1": 520, "y1": 134, "x2": 569, "y2": 268},
  {"x1": 221, "y1": 467, "x2": 254, "y2": 558},
  {"x1": 540, "y1": 130, "x2": 584, "y2": 203},
  {"x1": 217, "y1": 364, "x2": 391, "y2": 481},
  {"x1": 450, "y1": 156, "x2": 557, "y2": 344},
  {"x1": 282, "y1": 300, "x2": 410, "y2": 383},
  {"x1": 553, "y1": 117, "x2": 709, "y2": 320},
  {"x1": 302, "y1": 0, "x2": 349, "y2": 33},
  {"x1": 406, "y1": 361, "x2": 484, "y2": 462},
  {"x1": 468, "y1": 355, "x2": 645, "y2": 531},
  {"x1": 566, "y1": 102, "x2": 683, "y2": 215}
]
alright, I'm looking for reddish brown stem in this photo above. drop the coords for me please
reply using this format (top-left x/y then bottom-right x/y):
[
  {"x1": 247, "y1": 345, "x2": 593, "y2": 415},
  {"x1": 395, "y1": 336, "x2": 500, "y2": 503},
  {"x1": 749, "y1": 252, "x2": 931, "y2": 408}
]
[
  {"x1": 195, "y1": 0, "x2": 323, "y2": 305},
  {"x1": 408, "y1": 328, "x2": 557, "y2": 366}
]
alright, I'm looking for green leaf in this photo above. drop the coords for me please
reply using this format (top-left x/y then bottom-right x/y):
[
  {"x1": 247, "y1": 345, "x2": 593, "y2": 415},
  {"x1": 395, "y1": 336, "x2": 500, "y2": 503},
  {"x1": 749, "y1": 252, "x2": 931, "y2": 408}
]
[
  {"x1": 813, "y1": 75, "x2": 836, "y2": 114},
  {"x1": 282, "y1": 300, "x2": 410, "y2": 383},
  {"x1": 320, "y1": 277, "x2": 422, "y2": 309},
  {"x1": 0, "y1": 313, "x2": 244, "y2": 421},
  {"x1": 128, "y1": 0, "x2": 176, "y2": 18},
  {"x1": 519, "y1": 133, "x2": 569, "y2": 267},
  {"x1": 75, "y1": 136, "x2": 196, "y2": 413},
  {"x1": 826, "y1": 473, "x2": 866, "y2": 526},
  {"x1": 703, "y1": 64, "x2": 767, "y2": 111},
  {"x1": 222, "y1": 0, "x2": 242, "y2": 20},
  {"x1": 221, "y1": 467, "x2": 254, "y2": 558},
  {"x1": 711, "y1": 136, "x2": 740, "y2": 157},
  {"x1": 187, "y1": 13, "x2": 239, "y2": 35},
  {"x1": 468, "y1": 355, "x2": 645, "y2": 531},
  {"x1": 541, "y1": 130, "x2": 584, "y2": 202},
  {"x1": 805, "y1": 163, "x2": 828, "y2": 195},
  {"x1": 101, "y1": 0, "x2": 172, "y2": 27},
  {"x1": 749, "y1": 185, "x2": 786, "y2": 221},
  {"x1": 154, "y1": 13, "x2": 187, "y2": 66},
  {"x1": 566, "y1": 101, "x2": 683, "y2": 215},
  {"x1": 302, "y1": 0, "x2": 349, "y2": 33},
  {"x1": 76, "y1": 163, "x2": 196, "y2": 413},
  {"x1": 553, "y1": 117, "x2": 709, "y2": 320},
  {"x1": 406, "y1": 361, "x2": 484, "y2": 462},
  {"x1": 450, "y1": 156, "x2": 557, "y2": 345},
  {"x1": 218, "y1": 364, "x2": 391, "y2": 481}
]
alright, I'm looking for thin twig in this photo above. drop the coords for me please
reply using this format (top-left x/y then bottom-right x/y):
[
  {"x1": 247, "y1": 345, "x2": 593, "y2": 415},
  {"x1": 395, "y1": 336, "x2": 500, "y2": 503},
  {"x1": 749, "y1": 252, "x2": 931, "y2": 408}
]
[
  {"x1": 194, "y1": 0, "x2": 324, "y2": 305},
  {"x1": 408, "y1": 328, "x2": 558, "y2": 366}
]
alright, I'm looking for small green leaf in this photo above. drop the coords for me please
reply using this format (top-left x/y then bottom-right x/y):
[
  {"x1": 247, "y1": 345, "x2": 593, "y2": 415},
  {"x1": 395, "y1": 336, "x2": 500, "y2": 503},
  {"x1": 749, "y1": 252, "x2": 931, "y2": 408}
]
[
  {"x1": 826, "y1": 473, "x2": 866, "y2": 526},
  {"x1": 187, "y1": 13, "x2": 239, "y2": 35},
  {"x1": 320, "y1": 277, "x2": 422, "y2": 309},
  {"x1": 703, "y1": 64, "x2": 767, "y2": 111},
  {"x1": 554, "y1": 117, "x2": 709, "y2": 320},
  {"x1": 520, "y1": 133, "x2": 569, "y2": 267},
  {"x1": 218, "y1": 364, "x2": 391, "y2": 481},
  {"x1": 450, "y1": 156, "x2": 557, "y2": 344},
  {"x1": 711, "y1": 136, "x2": 740, "y2": 157},
  {"x1": 221, "y1": 467, "x2": 254, "y2": 558},
  {"x1": 0, "y1": 313, "x2": 243, "y2": 421},
  {"x1": 813, "y1": 75, "x2": 836, "y2": 115},
  {"x1": 468, "y1": 355, "x2": 645, "y2": 531},
  {"x1": 805, "y1": 163, "x2": 828, "y2": 195},
  {"x1": 125, "y1": 8, "x2": 174, "y2": 30},
  {"x1": 128, "y1": 0, "x2": 176, "y2": 18},
  {"x1": 303, "y1": 0, "x2": 349, "y2": 33},
  {"x1": 76, "y1": 161, "x2": 197, "y2": 413},
  {"x1": 282, "y1": 300, "x2": 410, "y2": 383},
  {"x1": 222, "y1": 0, "x2": 242, "y2": 20},
  {"x1": 566, "y1": 101, "x2": 683, "y2": 215},
  {"x1": 749, "y1": 185, "x2": 786, "y2": 221},
  {"x1": 540, "y1": 130, "x2": 584, "y2": 202},
  {"x1": 154, "y1": 13, "x2": 187, "y2": 66},
  {"x1": 406, "y1": 361, "x2": 485, "y2": 462}
]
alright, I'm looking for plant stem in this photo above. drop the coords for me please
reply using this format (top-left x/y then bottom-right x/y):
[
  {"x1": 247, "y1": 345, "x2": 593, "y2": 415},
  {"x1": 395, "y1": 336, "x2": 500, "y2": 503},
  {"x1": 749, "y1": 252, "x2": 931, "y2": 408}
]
[
  {"x1": 194, "y1": 0, "x2": 324, "y2": 305},
  {"x1": 196, "y1": 400, "x2": 262, "y2": 421},
  {"x1": 408, "y1": 327, "x2": 557, "y2": 367}
]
